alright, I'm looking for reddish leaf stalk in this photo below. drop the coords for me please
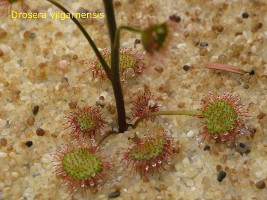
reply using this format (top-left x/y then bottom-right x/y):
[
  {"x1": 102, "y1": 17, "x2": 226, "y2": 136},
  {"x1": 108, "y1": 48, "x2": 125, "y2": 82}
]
[{"x1": 206, "y1": 63, "x2": 250, "y2": 75}]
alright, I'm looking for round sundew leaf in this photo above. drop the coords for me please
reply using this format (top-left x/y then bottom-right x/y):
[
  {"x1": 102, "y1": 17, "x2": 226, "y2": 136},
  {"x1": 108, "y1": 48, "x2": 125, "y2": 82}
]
[
  {"x1": 141, "y1": 23, "x2": 168, "y2": 53},
  {"x1": 119, "y1": 54, "x2": 138, "y2": 71},
  {"x1": 203, "y1": 101, "x2": 238, "y2": 135},
  {"x1": 94, "y1": 55, "x2": 111, "y2": 71},
  {"x1": 129, "y1": 137, "x2": 166, "y2": 161},
  {"x1": 95, "y1": 54, "x2": 137, "y2": 71},
  {"x1": 76, "y1": 111, "x2": 97, "y2": 132},
  {"x1": 62, "y1": 149, "x2": 102, "y2": 180}
]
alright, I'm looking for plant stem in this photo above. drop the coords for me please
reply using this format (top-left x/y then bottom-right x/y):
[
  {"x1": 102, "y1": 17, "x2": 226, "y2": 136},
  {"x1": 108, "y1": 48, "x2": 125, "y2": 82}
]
[
  {"x1": 46, "y1": 0, "x2": 111, "y2": 79},
  {"x1": 103, "y1": 0, "x2": 117, "y2": 43},
  {"x1": 103, "y1": 0, "x2": 127, "y2": 133},
  {"x1": 132, "y1": 110, "x2": 204, "y2": 129},
  {"x1": 120, "y1": 26, "x2": 142, "y2": 33},
  {"x1": 97, "y1": 130, "x2": 118, "y2": 147}
]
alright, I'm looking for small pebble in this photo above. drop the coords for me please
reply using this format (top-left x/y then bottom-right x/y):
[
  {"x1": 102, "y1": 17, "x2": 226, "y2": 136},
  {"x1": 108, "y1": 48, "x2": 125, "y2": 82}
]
[
  {"x1": 178, "y1": 102, "x2": 185, "y2": 108},
  {"x1": 9, "y1": 159, "x2": 17, "y2": 167},
  {"x1": 61, "y1": 77, "x2": 68, "y2": 83},
  {"x1": 0, "y1": 138, "x2": 7, "y2": 146},
  {"x1": 12, "y1": 90, "x2": 20, "y2": 101},
  {"x1": 134, "y1": 39, "x2": 141, "y2": 48},
  {"x1": 25, "y1": 141, "x2": 33, "y2": 147},
  {"x1": 155, "y1": 66, "x2": 164, "y2": 73},
  {"x1": 173, "y1": 146, "x2": 180, "y2": 154},
  {"x1": 169, "y1": 14, "x2": 181, "y2": 23},
  {"x1": 217, "y1": 171, "x2": 227, "y2": 182},
  {"x1": 200, "y1": 42, "x2": 208, "y2": 47},
  {"x1": 77, "y1": 7, "x2": 89, "y2": 14},
  {"x1": 248, "y1": 126, "x2": 256, "y2": 133},
  {"x1": 32, "y1": 105, "x2": 39, "y2": 115},
  {"x1": 26, "y1": 117, "x2": 35, "y2": 126},
  {"x1": 245, "y1": 149, "x2": 251, "y2": 154},
  {"x1": 96, "y1": 100, "x2": 105, "y2": 107},
  {"x1": 193, "y1": 38, "x2": 200, "y2": 46},
  {"x1": 257, "y1": 112, "x2": 266, "y2": 119},
  {"x1": 23, "y1": 31, "x2": 33, "y2": 39},
  {"x1": 199, "y1": 47, "x2": 208, "y2": 56},
  {"x1": 0, "y1": 49, "x2": 4, "y2": 57},
  {"x1": 21, "y1": 3, "x2": 29, "y2": 12},
  {"x1": 142, "y1": 176, "x2": 149, "y2": 183},
  {"x1": 236, "y1": 17, "x2": 243, "y2": 23},
  {"x1": 243, "y1": 84, "x2": 249, "y2": 89},
  {"x1": 72, "y1": 55, "x2": 78, "y2": 60},
  {"x1": 41, "y1": 157, "x2": 50, "y2": 164},
  {"x1": 29, "y1": 32, "x2": 36, "y2": 39},
  {"x1": 195, "y1": 8, "x2": 201, "y2": 16},
  {"x1": 58, "y1": 60, "x2": 68, "y2": 70},
  {"x1": 183, "y1": 31, "x2": 189, "y2": 37},
  {"x1": 32, "y1": 172, "x2": 41, "y2": 177},
  {"x1": 55, "y1": 32, "x2": 63, "y2": 37},
  {"x1": 239, "y1": 143, "x2": 246, "y2": 148},
  {"x1": 216, "y1": 165, "x2": 222, "y2": 172},
  {"x1": 5, "y1": 120, "x2": 10, "y2": 128},
  {"x1": 234, "y1": 152, "x2": 241, "y2": 158},
  {"x1": 32, "y1": 9, "x2": 39, "y2": 14},
  {"x1": 249, "y1": 70, "x2": 255, "y2": 75},
  {"x1": 114, "y1": 1, "x2": 121, "y2": 7},
  {"x1": 107, "y1": 104, "x2": 116, "y2": 114},
  {"x1": 38, "y1": 62, "x2": 47, "y2": 69},
  {"x1": 212, "y1": 25, "x2": 224, "y2": 32},
  {"x1": 108, "y1": 190, "x2": 121, "y2": 198},
  {"x1": 11, "y1": 172, "x2": 18, "y2": 179},
  {"x1": 68, "y1": 101, "x2": 77, "y2": 109},
  {"x1": 251, "y1": 22, "x2": 263, "y2": 33},
  {"x1": 0, "y1": 152, "x2": 7, "y2": 158},
  {"x1": 187, "y1": 130, "x2": 195, "y2": 138},
  {"x1": 4, "y1": 81, "x2": 9, "y2": 87},
  {"x1": 255, "y1": 181, "x2": 266, "y2": 189},
  {"x1": 235, "y1": 31, "x2": 243, "y2": 36},
  {"x1": 183, "y1": 65, "x2": 190, "y2": 71},
  {"x1": 7, "y1": 145, "x2": 13, "y2": 151},
  {"x1": 36, "y1": 128, "x2": 45, "y2": 136},
  {"x1": 203, "y1": 145, "x2": 210, "y2": 151},
  {"x1": 236, "y1": 144, "x2": 249, "y2": 156},
  {"x1": 242, "y1": 12, "x2": 249, "y2": 19},
  {"x1": 0, "y1": 28, "x2": 7, "y2": 39}
]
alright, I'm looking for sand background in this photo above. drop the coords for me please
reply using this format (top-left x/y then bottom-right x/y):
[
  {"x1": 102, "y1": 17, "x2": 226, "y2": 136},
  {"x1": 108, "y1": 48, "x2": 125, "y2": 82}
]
[{"x1": 0, "y1": 0, "x2": 267, "y2": 199}]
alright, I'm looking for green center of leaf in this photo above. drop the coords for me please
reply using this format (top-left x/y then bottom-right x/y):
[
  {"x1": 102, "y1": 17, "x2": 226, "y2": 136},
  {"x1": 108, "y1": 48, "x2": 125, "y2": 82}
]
[
  {"x1": 203, "y1": 101, "x2": 238, "y2": 135},
  {"x1": 95, "y1": 54, "x2": 137, "y2": 71},
  {"x1": 129, "y1": 137, "x2": 166, "y2": 160},
  {"x1": 62, "y1": 149, "x2": 102, "y2": 180},
  {"x1": 76, "y1": 112, "x2": 97, "y2": 132}
]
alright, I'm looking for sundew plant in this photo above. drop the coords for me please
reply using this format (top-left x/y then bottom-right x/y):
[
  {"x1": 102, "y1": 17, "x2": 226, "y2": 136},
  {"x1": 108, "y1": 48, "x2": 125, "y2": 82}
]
[{"x1": 1, "y1": 0, "x2": 259, "y2": 198}]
